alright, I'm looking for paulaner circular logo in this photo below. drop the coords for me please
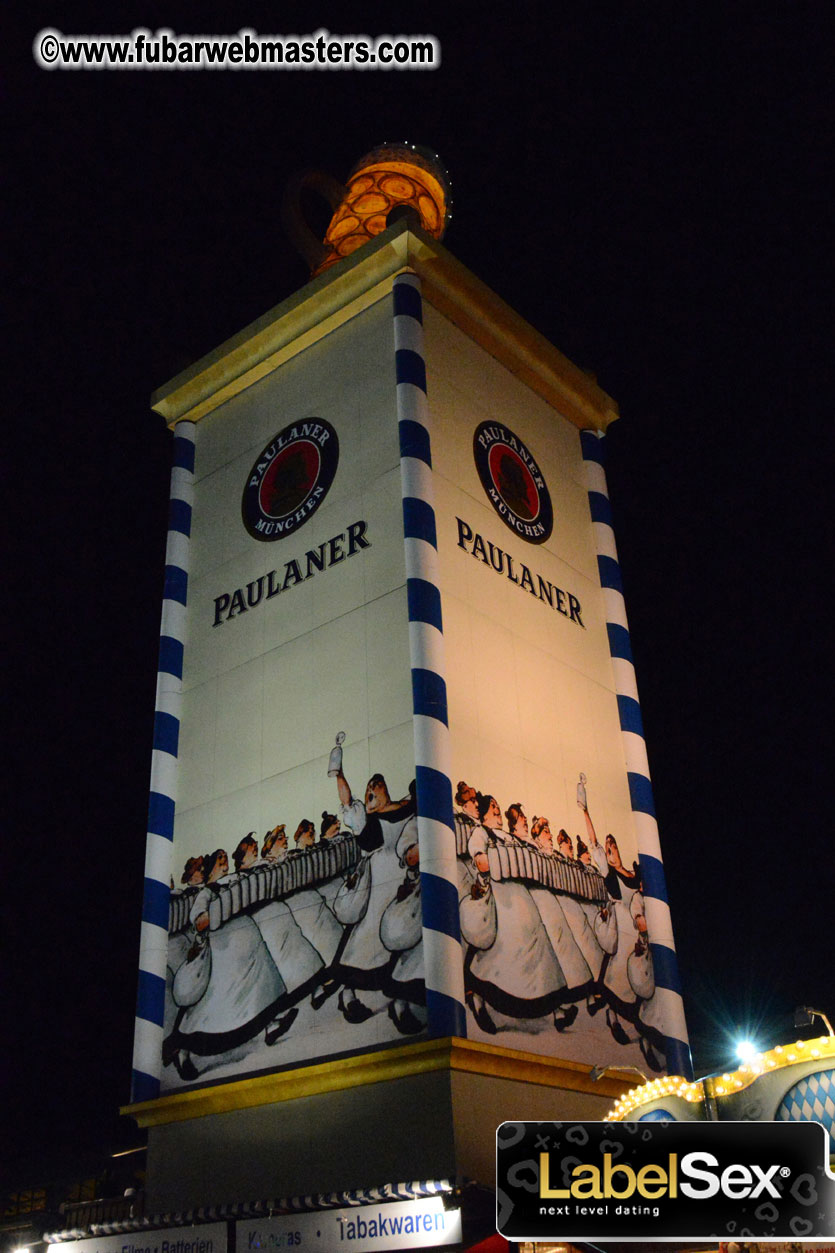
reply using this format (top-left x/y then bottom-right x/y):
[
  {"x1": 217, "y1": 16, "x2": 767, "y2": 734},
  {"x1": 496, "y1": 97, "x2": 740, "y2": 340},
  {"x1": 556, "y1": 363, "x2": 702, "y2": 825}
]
[
  {"x1": 242, "y1": 418, "x2": 339, "y2": 541},
  {"x1": 473, "y1": 421, "x2": 553, "y2": 544}
]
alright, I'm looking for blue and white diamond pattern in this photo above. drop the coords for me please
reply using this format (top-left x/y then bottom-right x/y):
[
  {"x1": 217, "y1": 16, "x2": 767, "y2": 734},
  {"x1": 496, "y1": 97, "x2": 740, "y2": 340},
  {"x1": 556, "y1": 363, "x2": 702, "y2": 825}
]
[{"x1": 776, "y1": 1068, "x2": 835, "y2": 1136}]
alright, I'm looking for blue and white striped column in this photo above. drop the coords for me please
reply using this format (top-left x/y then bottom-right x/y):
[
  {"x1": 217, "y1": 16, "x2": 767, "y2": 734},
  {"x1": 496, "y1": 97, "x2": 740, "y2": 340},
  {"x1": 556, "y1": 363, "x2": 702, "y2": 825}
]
[
  {"x1": 580, "y1": 428, "x2": 692, "y2": 1080},
  {"x1": 131, "y1": 420, "x2": 196, "y2": 1102},
  {"x1": 392, "y1": 272, "x2": 467, "y2": 1039}
]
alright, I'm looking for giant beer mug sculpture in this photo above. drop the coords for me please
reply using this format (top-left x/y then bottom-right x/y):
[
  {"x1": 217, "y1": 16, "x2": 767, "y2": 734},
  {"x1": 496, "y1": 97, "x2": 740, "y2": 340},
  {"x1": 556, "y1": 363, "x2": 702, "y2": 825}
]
[{"x1": 283, "y1": 142, "x2": 451, "y2": 277}]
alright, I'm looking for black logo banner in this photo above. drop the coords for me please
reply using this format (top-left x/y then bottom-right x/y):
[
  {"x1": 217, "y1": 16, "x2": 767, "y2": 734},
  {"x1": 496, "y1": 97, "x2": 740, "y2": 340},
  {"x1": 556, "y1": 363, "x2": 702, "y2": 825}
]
[
  {"x1": 242, "y1": 418, "x2": 339, "y2": 541},
  {"x1": 473, "y1": 421, "x2": 553, "y2": 544},
  {"x1": 496, "y1": 1120, "x2": 835, "y2": 1242}
]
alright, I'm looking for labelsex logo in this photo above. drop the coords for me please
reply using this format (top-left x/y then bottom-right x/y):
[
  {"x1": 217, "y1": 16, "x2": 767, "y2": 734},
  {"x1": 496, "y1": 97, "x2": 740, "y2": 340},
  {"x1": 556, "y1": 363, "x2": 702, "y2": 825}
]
[
  {"x1": 242, "y1": 418, "x2": 339, "y2": 541},
  {"x1": 496, "y1": 1119, "x2": 835, "y2": 1241},
  {"x1": 540, "y1": 1151, "x2": 783, "y2": 1200}
]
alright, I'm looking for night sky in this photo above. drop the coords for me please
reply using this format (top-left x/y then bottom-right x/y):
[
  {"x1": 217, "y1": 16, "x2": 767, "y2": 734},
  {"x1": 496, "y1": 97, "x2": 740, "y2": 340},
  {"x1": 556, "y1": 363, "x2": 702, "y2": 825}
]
[{"x1": 6, "y1": 4, "x2": 832, "y2": 1187}]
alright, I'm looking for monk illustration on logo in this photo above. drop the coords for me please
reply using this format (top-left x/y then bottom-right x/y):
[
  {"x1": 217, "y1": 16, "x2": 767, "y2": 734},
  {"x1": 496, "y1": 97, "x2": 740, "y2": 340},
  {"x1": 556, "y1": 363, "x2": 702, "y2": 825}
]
[
  {"x1": 494, "y1": 450, "x2": 536, "y2": 520},
  {"x1": 264, "y1": 446, "x2": 312, "y2": 517}
]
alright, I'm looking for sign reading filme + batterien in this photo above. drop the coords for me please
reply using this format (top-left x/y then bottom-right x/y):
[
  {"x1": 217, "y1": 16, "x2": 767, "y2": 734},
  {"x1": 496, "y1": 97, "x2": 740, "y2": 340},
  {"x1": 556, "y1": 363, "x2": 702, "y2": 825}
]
[{"x1": 64, "y1": 1225, "x2": 226, "y2": 1253}]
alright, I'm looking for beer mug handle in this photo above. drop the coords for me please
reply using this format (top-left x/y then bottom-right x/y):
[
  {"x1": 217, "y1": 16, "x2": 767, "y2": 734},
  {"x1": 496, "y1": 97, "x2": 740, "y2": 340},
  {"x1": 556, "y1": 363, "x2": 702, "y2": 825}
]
[{"x1": 281, "y1": 169, "x2": 348, "y2": 273}]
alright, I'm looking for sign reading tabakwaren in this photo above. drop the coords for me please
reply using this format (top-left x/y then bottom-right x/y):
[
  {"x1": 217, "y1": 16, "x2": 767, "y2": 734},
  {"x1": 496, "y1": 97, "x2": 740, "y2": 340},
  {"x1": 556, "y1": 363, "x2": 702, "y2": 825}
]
[{"x1": 239, "y1": 1198, "x2": 462, "y2": 1251}]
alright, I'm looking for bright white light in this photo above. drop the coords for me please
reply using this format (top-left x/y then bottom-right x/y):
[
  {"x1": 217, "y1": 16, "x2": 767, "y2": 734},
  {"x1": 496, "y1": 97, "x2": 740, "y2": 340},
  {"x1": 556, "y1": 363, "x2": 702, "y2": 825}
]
[{"x1": 736, "y1": 1039, "x2": 758, "y2": 1062}]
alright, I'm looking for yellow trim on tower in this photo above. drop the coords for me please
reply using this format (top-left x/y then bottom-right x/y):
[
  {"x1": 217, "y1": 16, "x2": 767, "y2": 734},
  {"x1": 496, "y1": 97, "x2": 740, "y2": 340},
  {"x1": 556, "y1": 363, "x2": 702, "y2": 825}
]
[
  {"x1": 122, "y1": 1037, "x2": 634, "y2": 1127},
  {"x1": 151, "y1": 221, "x2": 618, "y2": 433}
]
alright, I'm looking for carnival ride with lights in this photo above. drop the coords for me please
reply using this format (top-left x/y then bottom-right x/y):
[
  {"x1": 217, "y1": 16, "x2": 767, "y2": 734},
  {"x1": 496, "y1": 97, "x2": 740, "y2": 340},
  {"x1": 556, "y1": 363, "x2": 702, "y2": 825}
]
[{"x1": 605, "y1": 1032, "x2": 835, "y2": 1141}]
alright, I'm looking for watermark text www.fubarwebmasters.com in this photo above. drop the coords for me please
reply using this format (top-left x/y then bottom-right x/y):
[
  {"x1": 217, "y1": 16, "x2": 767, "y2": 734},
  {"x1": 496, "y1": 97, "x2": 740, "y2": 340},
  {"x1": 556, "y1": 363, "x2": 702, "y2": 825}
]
[{"x1": 33, "y1": 27, "x2": 440, "y2": 71}]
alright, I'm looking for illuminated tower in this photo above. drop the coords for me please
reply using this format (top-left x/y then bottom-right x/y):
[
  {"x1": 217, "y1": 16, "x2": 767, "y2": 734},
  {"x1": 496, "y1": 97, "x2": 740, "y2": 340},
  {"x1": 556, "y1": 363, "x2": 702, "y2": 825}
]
[{"x1": 126, "y1": 146, "x2": 690, "y2": 1224}]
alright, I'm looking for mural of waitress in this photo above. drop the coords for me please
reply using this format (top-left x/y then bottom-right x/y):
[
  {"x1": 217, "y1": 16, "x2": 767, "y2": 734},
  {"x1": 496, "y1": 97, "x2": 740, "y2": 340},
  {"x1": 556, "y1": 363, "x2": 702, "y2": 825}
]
[
  {"x1": 461, "y1": 793, "x2": 568, "y2": 1036},
  {"x1": 505, "y1": 804, "x2": 583, "y2": 1028},
  {"x1": 247, "y1": 828, "x2": 327, "y2": 1034},
  {"x1": 165, "y1": 848, "x2": 288, "y2": 1082},
  {"x1": 282, "y1": 819, "x2": 344, "y2": 968},
  {"x1": 578, "y1": 790, "x2": 648, "y2": 1051},
  {"x1": 379, "y1": 822, "x2": 427, "y2": 1035},
  {"x1": 328, "y1": 760, "x2": 418, "y2": 1026},
  {"x1": 625, "y1": 889, "x2": 663, "y2": 1071},
  {"x1": 453, "y1": 780, "x2": 480, "y2": 896}
]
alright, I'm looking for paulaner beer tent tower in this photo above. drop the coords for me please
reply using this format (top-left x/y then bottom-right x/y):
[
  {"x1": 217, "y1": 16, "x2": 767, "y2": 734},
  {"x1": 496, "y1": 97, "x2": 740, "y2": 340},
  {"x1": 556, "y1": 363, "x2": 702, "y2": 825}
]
[{"x1": 119, "y1": 145, "x2": 691, "y2": 1247}]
